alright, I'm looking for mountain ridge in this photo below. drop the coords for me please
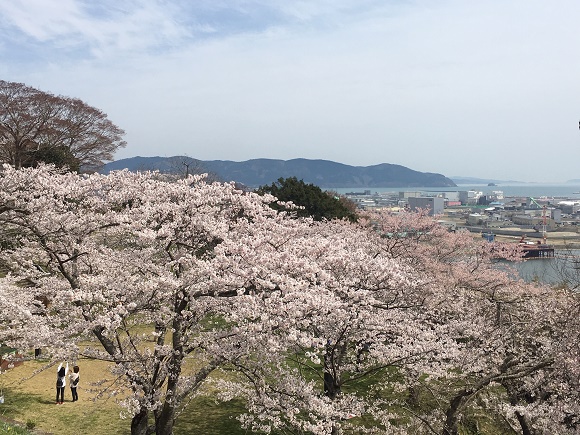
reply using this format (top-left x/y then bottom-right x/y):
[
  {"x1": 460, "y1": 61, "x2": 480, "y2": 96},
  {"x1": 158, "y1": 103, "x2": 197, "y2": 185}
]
[{"x1": 103, "y1": 156, "x2": 457, "y2": 188}]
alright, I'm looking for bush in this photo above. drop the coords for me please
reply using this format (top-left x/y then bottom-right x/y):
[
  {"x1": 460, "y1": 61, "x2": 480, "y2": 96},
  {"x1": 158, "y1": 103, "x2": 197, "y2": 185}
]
[{"x1": 0, "y1": 420, "x2": 32, "y2": 434}]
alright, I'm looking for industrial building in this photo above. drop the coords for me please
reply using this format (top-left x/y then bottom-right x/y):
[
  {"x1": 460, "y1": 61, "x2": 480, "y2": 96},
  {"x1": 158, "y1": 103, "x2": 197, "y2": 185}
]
[{"x1": 408, "y1": 197, "x2": 444, "y2": 216}]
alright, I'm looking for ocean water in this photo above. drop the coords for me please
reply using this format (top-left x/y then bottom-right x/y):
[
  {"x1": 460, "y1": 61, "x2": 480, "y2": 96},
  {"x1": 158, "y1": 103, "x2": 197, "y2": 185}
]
[
  {"x1": 513, "y1": 250, "x2": 580, "y2": 284},
  {"x1": 333, "y1": 185, "x2": 580, "y2": 198}
]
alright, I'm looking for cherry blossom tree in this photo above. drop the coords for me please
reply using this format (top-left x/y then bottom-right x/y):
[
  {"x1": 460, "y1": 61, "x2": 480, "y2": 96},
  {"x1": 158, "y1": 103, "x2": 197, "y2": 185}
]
[
  {"x1": 0, "y1": 164, "x2": 320, "y2": 435},
  {"x1": 223, "y1": 210, "x2": 579, "y2": 435},
  {"x1": 215, "y1": 214, "x2": 475, "y2": 434},
  {"x1": 0, "y1": 166, "x2": 577, "y2": 435},
  {"x1": 364, "y1": 212, "x2": 579, "y2": 435},
  {"x1": 219, "y1": 218, "x2": 442, "y2": 434},
  {"x1": 496, "y1": 291, "x2": 579, "y2": 434}
]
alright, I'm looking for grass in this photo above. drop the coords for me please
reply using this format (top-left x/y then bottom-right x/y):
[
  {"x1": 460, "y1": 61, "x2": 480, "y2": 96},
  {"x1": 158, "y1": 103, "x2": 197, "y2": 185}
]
[
  {"x1": 0, "y1": 357, "x2": 249, "y2": 435},
  {"x1": 0, "y1": 421, "x2": 33, "y2": 435},
  {"x1": 0, "y1": 351, "x2": 519, "y2": 435},
  {"x1": 0, "y1": 358, "x2": 128, "y2": 434}
]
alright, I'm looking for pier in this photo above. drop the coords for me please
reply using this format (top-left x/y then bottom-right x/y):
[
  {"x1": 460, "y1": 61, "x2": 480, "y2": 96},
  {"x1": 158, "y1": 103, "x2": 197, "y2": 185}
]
[{"x1": 521, "y1": 244, "x2": 555, "y2": 259}]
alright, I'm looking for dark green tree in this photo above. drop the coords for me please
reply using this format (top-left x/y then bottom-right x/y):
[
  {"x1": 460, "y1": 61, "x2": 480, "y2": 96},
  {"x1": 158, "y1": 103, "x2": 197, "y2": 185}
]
[
  {"x1": 23, "y1": 145, "x2": 80, "y2": 172},
  {"x1": 256, "y1": 177, "x2": 357, "y2": 222}
]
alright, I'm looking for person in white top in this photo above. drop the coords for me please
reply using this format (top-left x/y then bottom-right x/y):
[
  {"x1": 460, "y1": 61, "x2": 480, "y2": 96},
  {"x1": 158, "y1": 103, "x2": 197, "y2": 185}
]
[
  {"x1": 69, "y1": 365, "x2": 80, "y2": 402},
  {"x1": 55, "y1": 361, "x2": 68, "y2": 404}
]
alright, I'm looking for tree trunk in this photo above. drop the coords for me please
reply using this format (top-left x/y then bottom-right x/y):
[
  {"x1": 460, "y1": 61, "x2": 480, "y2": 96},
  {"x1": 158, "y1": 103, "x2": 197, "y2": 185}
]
[
  {"x1": 131, "y1": 408, "x2": 150, "y2": 435},
  {"x1": 514, "y1": 411, "x2": 535, "y2": 435},
  {"x1": 153, "y1": 310, "x2": 185, "y2": 435},
  {"x1": 324, "y1": 370, "x2": 341, "y2": 399},
  {"x1": 155, "y1": 404, "x2": 176, "y2": 435},
  {"x1": 323, "y1": 342, "x2": 342, "y2": 399},
  {"x1": 502, "y1": 380, "x2": 537, "y2": 435},
  {"x1": 442, "y1": 393, "x2": 466, "y2": 435}
]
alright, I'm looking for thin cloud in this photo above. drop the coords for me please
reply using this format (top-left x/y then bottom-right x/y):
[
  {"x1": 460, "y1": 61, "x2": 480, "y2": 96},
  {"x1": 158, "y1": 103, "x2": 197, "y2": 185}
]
[
  {"x1": 1, "y1": 0, "x2": 580, "y2": 182},
  {"x1": 0, "y1": 0, "x2": 191, "y2": 58}
]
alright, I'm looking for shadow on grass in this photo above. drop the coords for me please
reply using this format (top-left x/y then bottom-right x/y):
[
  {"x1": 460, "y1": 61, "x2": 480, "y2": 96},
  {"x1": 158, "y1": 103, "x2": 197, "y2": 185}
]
[
  {"x1": 0, "y1": 389, "x2": 54, "y2": 435},
  {"x1": 174, "y1": 396, "x2": 251, "y2": 435},
  {"x1": 0, "y1": 388, "x2": 47, "y2": 419}
]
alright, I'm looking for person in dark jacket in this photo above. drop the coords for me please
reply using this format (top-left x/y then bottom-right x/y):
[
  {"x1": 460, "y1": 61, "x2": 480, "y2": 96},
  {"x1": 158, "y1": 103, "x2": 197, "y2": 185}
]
[{"x1": 56, "y1": 361, "x2": 68, "y2": 404}]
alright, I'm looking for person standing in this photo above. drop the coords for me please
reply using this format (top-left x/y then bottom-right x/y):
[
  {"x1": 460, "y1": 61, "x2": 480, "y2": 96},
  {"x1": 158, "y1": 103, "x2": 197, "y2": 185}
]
[
  {"x1": 69, "y1": 365, "x2": 80, "y2": 402},
  {"x1": 56, "y1": 361, "x2": 68, "y2": 404}
]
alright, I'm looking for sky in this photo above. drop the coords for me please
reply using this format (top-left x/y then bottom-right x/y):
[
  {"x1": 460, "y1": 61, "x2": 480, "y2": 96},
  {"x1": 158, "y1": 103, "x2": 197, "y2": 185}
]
[{"x1": 1, "y1": 0, "x2": 580, "y2": 183}]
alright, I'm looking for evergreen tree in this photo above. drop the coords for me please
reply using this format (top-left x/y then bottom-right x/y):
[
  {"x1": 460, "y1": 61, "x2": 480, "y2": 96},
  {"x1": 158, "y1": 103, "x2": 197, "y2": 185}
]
[{"x1": 256, "y1": 177, "x2": 357, "y2": 221}]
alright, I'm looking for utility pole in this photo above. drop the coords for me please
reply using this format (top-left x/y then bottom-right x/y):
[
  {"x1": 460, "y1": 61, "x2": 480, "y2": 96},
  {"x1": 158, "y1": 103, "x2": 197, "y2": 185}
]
[{"x1": 529, "y1": 197, "x2": 548, "y2": 245}]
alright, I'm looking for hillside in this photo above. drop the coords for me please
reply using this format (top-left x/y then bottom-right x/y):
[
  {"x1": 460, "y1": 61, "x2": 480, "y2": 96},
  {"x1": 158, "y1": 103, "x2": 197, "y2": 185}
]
[{"x1": 103, "y1": 156, "x2": 456, "y2": 188}]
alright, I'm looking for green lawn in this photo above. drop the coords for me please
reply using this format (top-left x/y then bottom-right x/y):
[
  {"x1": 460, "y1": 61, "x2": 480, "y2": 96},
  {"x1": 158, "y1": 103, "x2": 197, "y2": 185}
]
[
  {"x1": 0, "y1": 358, "x2": 249, "y2": 435},
  {"x1": 0, "y1": 355, "x2": 518, "y2": 435}
]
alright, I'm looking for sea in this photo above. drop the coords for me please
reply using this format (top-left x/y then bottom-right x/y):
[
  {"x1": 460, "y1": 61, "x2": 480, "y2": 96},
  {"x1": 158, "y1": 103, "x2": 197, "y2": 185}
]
[{"x1": 513, "y1": 251, "x2": 580, "y2": 285}]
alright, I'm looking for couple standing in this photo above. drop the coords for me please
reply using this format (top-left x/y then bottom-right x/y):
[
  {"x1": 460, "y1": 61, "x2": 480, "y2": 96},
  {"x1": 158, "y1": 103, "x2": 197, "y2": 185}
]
[{"x1": 55, "y1": 362, "x2": 80, "y2": 404}]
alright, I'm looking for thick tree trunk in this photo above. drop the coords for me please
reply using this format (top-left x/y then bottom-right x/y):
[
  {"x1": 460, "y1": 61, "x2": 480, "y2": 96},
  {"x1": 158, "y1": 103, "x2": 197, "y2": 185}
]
[
  {"x1": 323, "y1": 342, "x2": 343, "y2": 399},
  {"x1": 324, "y1": 372, "x2": 340, "y2": 399},
  {"x1": 323, "y1": 344, "x2": 343, "y2": 435},
  {"x1": 131, "y1": 408, "x2": 150, "y2": 435},
  {"x1": 502, "y1": 381, "x2": 537, "y2": 435},
  {"x1": 324, "y1": 370, "x2": 341, "y2": 399},
  {"x1": 155, "y1": 404, "x2": 176, "y2": 435},
  {"x1": 153, "y1": 310, "x2": 185, "y2": 435}
]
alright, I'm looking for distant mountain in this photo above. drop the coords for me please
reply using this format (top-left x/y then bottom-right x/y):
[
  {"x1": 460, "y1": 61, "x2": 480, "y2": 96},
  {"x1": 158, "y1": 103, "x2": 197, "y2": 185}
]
[
  {"x1": 103, "y1": 156, "x2": 456, "y2": 188},
  {"x1": 566, "y1": 179, "x2": 580, "y2": 184}
]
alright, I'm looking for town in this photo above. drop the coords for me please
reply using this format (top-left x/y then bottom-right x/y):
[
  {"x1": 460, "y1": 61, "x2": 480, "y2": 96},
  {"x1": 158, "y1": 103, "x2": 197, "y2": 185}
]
[{"x1": 344, "y1": 188, "x2": 580, "y2": 250}]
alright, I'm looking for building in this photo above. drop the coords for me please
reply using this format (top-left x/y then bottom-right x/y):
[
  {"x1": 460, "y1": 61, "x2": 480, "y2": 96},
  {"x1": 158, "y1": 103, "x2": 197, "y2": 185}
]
[
  {"x1": 467, "y1": 191, "x2": 483, "y2": 205},
  {"x1": 408, "y1": 197, "x2": 444, "y2": 216},
  {"x1": 511, "y1": 214, "x2": 555, "y2": 230},
  {"x1": 399, "y1": 191, "x2": 423, "y2": 199},
  {"x1": 467, "y1": 213, "x2": 488, "y2": 225},
  {"x1": 558, "y1": 201, "x2": 580, "y2": 215}
]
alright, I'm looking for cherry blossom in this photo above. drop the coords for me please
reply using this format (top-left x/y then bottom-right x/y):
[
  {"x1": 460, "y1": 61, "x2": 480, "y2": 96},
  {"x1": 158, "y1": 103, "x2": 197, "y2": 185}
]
[{"x1": 0, "y1": 165, "x2": 577, "y2": 435}]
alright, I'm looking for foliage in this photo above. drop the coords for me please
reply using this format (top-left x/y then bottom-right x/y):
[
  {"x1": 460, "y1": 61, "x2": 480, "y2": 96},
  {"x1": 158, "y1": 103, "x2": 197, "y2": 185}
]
[
  {"x1": 22, "y1": 145, "x2": 80, "y2": 172},
  {"x1": 0, "y1": 421, "x2": 32, "y2": 435},
  {"x1": 218, "y1": 212, "x2": 579, "y2": 435},
  {"x1": 0, "y1": 80, "x2": 126, "y2": 172},
  {"x1": 0, "y1": 166, "x2": 577, "y2": 435},
  {"x1": 256, "y1": 176, "x2": 357, "y2": 221},
  {"x1": 0, "y1": 165, "x2": 319, "y2": 435}
]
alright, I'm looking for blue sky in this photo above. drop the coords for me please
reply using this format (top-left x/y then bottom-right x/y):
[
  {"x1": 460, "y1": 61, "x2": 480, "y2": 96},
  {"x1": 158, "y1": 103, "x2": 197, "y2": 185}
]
[{"x1": 2, "y1": 0, "x2": 580, "y2": 182}]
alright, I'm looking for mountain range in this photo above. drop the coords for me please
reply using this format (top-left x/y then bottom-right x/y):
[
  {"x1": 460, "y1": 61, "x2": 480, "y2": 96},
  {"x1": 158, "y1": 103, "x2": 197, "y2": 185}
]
[{"x1": 103, "y1": 156, "x2": 456, "y2": 188}]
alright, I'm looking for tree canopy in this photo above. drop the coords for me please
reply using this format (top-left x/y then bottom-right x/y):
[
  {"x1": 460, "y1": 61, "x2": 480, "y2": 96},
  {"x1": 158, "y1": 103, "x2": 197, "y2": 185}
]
[
  {"x1": 0, "y1": 80, "x2": 126, "y2": 172},
  {"x1": 0, "y1": 166, "x2": 577, "y2": 435},
  {"x1": 256, "y1": 176, "x2": 358, "y2": 221}
]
